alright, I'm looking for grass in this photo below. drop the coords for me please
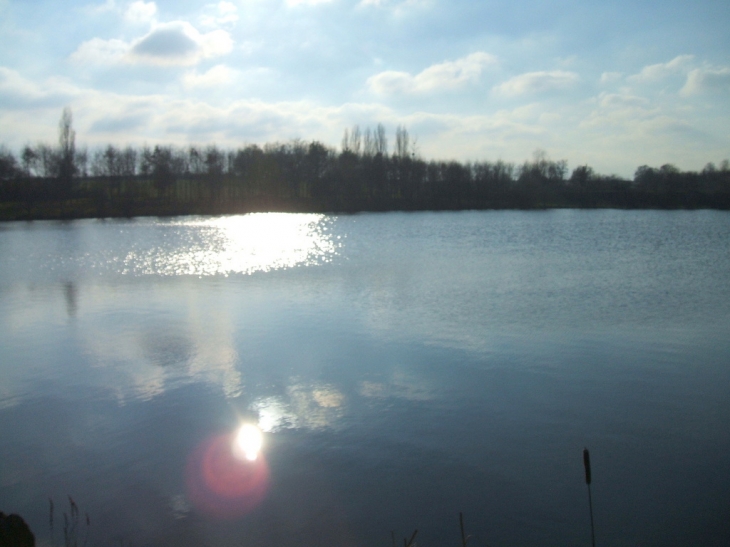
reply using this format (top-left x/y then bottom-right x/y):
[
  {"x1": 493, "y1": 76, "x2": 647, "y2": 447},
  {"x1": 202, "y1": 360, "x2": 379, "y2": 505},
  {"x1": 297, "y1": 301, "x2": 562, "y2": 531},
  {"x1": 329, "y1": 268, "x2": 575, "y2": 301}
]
[{"x1": 49, "y1": 496, "x2": 90, "y2": 547}]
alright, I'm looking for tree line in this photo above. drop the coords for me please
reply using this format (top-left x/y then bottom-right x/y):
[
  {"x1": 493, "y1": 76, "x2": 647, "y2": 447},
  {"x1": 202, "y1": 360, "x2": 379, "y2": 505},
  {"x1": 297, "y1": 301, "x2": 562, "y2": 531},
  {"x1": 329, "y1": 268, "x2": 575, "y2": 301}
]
[{"x1": 0, "y1": 108, "x2": 729, "y2": 220}]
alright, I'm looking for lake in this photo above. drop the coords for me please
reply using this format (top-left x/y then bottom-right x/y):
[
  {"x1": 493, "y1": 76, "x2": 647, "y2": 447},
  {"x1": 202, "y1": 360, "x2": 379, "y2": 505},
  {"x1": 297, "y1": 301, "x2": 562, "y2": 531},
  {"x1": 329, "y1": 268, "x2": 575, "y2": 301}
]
[{"x1": 1, "y1": 210, "x2": 729, "y2": 547}]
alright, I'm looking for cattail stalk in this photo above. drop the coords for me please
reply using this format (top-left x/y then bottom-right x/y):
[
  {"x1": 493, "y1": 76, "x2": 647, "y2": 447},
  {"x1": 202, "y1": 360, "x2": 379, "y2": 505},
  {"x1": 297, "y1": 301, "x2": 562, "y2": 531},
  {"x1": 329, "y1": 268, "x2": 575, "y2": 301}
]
[
  {"x1": 583, "y1": 448, "x2": 596, "y2": 547},
  {"x1": 49, "y1": 497, "x2": 55, "y2": 545},
  {"x1": 459, "y1": 512, "x2": 468, "y2": 547}
]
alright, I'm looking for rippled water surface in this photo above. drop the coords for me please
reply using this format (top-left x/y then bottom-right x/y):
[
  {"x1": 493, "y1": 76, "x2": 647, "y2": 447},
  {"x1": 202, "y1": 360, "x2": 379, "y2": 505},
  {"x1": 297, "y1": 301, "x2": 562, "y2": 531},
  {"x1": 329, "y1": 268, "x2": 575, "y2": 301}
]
[{"x1": 1, "y1": 210, "x2": 729, "y2": 547}]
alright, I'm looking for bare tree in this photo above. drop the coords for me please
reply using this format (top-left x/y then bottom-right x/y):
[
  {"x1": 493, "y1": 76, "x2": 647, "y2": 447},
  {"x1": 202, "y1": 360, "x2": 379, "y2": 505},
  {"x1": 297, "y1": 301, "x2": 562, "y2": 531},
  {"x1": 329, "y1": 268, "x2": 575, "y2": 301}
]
[
  {"x1": 205, "y1": 145, "x2": 225, "y2": 175},
  {"x1": 350, "y1": 125, "x2": 362, "y2": 156},
  {"x1": 363, "y1": 127, "x2": 375, "y2": 157},
  {"x1": 394, "y1": 125, "x2": 410, "y2": 158},
  {"x1": 189, "y1": 146, "x2": 205, "y2": 174},
  {"x1": 37, "y1": 143, "x2": 58, "y2": 178},
  {"x1": 341, "y1": 128, "x2": 350, "y2": 153},
  {"x1": 0, "y1": 145, "x2": 20, "y2": 180},
  {"x1": 76, "y1": 146, "x2": 88, "y2": 177},
  {"x1": 375, "y1": 123, "x2": 387, "y2": 156},
  {"x1": 58, "y1": 107, "x2": 76, "y2": 192},
  {"x1": 21, "y1": 145, "x2": 39, "y2": 177},
  {"x1": 119, "y1": 146, "x2": 137, "y2": 176}
]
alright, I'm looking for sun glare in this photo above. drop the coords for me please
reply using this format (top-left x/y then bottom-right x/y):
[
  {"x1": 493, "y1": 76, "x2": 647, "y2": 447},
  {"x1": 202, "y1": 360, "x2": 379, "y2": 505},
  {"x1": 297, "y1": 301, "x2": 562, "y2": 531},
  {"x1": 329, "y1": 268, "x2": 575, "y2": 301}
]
[{"x1": 234, "y1": 424, "x2": 263, "y2": 461}]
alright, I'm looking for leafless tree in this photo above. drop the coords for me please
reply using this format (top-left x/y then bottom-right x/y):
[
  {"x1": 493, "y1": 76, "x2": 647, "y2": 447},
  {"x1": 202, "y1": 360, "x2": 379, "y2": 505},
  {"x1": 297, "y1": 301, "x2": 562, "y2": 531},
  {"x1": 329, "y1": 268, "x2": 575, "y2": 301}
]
[
  {"x1": 375, "y1": 123, "x2": 388, "y2": 156},
  {"x1": 58, "y1": 107, "x2": 76, "y2": 190}
]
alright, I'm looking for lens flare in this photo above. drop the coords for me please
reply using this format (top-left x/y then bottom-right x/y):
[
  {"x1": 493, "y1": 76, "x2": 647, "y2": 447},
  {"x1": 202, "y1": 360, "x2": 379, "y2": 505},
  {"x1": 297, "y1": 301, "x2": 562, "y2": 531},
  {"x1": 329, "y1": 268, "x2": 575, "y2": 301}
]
[
  {"x1": 186, "y1": 428, "x2": 269, "y2": 519},
  {"x1": 234, "y1": 424, "x2": 263, "y2": 461}
]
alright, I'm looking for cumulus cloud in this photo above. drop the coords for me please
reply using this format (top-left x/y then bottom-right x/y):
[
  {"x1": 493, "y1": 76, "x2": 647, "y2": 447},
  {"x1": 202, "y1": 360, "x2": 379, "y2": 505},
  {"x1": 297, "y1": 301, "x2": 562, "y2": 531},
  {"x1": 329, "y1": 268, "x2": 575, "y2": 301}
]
[
  {"x1": 70, "y1": 21, "x2": 233, "y2": 66},
  {"x1": 200, "y1": 1, "x2": 239, "y2": 28},
  {"x1": 130, "y1": 22, "x2": 233, "y2": 64},
  {"x1": 182, "y1": 64, "x2": 236, "y2": 88},
  {"x1": 286, "y1": 0, "x2": 335, "y2": 6},
  {"x1": 627, "y1": 55, "x2": 694, "y2": 83},
  {"x1": 87, "y1": 0, "x2": 117, "y2": 14},
  {"x1": 124, "y1": 0, "x2": 157, "y2": 24},
  {"x1": 598, "y1": 92, "x2": 649, "y2": 109},
  {"x1": 493, "y1": 70, "x2": 579, "y2": 96},
  {"x1": 367, "y1": 52, "x2": 497, "y2": 95},
  {"x1": 70, "y1": 37, "x2": 129, "y2": 64},
  {"x1": 599, "y1": 72, "x2": 622, "y2": 84},
  {"x1": 131, "y1": 23, "x2": 200, "y2": 58},
  {"x1": 680, "y1": 67, "x2": 730, "y2": 96},
  {"x1": 0, "y1": 67, "x2": 46, "y2": 104},
  {"x1": 358, "y1": 0, "x2": 431, "y2": 9},
  {"x1": 0, "y1": 67, "x2": 77, "y2": 108}
]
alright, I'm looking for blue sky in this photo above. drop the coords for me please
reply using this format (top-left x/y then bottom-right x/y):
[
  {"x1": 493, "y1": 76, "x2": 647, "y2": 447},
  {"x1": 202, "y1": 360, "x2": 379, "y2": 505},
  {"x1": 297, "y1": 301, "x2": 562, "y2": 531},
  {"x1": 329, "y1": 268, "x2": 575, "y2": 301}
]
[{"x1": 1, "y1": 0, "x2": 729, "y2": 176}]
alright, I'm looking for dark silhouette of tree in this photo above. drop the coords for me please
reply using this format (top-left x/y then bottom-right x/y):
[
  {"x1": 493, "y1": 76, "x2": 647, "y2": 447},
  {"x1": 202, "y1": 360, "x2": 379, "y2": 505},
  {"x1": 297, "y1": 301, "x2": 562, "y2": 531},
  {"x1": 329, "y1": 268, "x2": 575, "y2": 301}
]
[
  {"x1": 151, "y1": 145, "x2": 175, "y2": 197},
  {"x1": 570, "y1": 165, "x2": 595, "y2": 188},
  {"x1": 0, "y1": 146, "x2": 20, "y2": 180},
  {"x1": 21, "y1": 145, "x2": 39, "y2": 177},
  {"x1": 375, "y1": 123, "x2": 388, "y2": 156},
  {"x1": 2, "y1": 113, "x2": 730, "y2": 220},
  {"x1": 58, "y1": 107, "x2": 76, "y2": 199},
  {"x1": 394, "y1": 125, "x2": 410, "y2": 159}
]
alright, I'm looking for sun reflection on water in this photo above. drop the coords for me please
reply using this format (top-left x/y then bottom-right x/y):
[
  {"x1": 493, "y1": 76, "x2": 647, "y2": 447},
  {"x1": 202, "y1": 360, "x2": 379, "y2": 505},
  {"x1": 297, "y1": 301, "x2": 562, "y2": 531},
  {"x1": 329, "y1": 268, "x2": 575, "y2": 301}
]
[
  {"x1": 186, "y1": 425, "x2": 269, "y2": 519},
  {"x1": 127, "y1": 213, "x2": 339, "y2": 276},
  {"x1": 233, "y1": 424, "x2": 263, "y2": 461}
]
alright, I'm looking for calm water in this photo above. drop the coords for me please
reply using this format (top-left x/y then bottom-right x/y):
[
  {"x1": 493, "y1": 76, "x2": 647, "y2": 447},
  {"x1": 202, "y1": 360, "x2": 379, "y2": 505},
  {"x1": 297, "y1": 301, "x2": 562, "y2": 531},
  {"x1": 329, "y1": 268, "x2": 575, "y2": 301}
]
[{"x1": 1, "y1": 210, "x2": 729, "y2": 547}]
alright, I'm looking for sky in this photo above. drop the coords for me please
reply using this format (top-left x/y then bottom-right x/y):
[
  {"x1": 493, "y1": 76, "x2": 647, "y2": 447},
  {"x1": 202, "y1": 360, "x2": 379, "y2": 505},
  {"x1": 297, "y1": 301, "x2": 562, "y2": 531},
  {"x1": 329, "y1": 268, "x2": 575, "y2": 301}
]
[{"x1": 0, "y1": 0, "x2": 729, "y2": 177}]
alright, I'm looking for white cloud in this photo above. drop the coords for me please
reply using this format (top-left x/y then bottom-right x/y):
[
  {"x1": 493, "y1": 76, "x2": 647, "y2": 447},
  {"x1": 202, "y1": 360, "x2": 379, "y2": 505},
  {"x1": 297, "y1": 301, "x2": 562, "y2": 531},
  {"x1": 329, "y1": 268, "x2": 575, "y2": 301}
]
[
  {"x1": 358, "y1": 0, "x2": 431, "y2": 10},
  {"x1": 493, "y1": 70, "x2": 579, "y2": 96},
  {"x1": 680, "y1": 67, "x2": 730, "y2": 96},
  {"x1": 627, "y1": 55, "x2": 694, "y2": 83},
  {"x1": 70, "y1": 37, "x2": 129, "y2": 65},
  {"x1": 87, "y1": 0, "x2": 117, "y2": 14},
  {"x1": 0, "y1": 67, "x2": 44, "y2": 101},
  {"x1": 367, "y1": 52, "x2": 497, "y2": 95},
  {"x1": 599, "y1": 72, "x2": 622, "y2": 84},
  {"x1": 183, "y1": 64, "x2": 236, "y2": 88},
  {"x1": 124, "y1": 0, "x2": 157, "y2": 24},
  {"x1": 130, "y1": 22, "x2": 233, "y2": 65},
  {"x1": 200, "y1": 1, "x2": 239, "y2": 28},
  {"x1": 0, "y1": 66, "x2": 77, "y2": 107},
  {"x1": 598, "y1": 92, "x2": 649, "y2": 109},
  {"x1": 286, "y1": 0, "x2": 335, "y2": 6},
  {"x1": 70, "y1": 21, "x2": 234, "y2": 67}
]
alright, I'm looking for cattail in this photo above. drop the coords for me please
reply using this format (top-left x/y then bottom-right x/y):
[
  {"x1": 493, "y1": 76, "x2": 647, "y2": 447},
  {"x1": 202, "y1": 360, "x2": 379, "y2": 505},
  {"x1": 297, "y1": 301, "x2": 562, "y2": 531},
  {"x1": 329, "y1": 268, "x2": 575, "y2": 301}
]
[
  {"x1": 459, "y1": 512, "x2": 468, "y2": 547},
  {"x1": 583, "y1": 447, "x2": 596, "y2": 547},
  {"x1": 68, "y1": 495, "x2": 78, "y2": 517}
]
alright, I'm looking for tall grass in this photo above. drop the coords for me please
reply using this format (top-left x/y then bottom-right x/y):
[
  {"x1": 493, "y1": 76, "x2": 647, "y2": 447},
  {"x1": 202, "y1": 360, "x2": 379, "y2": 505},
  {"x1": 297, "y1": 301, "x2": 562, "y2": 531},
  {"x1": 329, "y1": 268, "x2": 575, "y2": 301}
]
[
  {"x1": 583, "y1": 448, "x2": 596, "y2": 547},
  {"x1": 49, "y1": 496, "x2": 89, "y2": 547}
]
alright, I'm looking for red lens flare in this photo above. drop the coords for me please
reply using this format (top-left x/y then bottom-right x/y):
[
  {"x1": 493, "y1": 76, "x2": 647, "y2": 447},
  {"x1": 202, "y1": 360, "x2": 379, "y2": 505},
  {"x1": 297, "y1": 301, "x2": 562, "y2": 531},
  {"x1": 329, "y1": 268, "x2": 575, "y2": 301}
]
[{"x1": 186, "y1": 432, "x2": 269, "y2": 518}]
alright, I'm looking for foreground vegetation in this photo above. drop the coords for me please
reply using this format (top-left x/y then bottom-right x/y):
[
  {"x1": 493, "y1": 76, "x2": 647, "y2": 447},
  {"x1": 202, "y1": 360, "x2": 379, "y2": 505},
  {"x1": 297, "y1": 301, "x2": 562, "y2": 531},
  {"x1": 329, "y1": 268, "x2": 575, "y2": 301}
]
[{"x1": 1, "y1": 110, "x2": 729, "y2": 220}]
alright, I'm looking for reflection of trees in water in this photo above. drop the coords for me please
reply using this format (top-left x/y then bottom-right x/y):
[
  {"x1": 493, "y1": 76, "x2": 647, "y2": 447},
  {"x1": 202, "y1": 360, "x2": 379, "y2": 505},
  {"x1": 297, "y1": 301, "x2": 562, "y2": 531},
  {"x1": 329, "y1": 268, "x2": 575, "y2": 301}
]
[
  {"x1": 63, "y1": 281, "x2": 77, "y2": 318},
  {"x1": 141, "y1": 328, "x2": 194, "y2": 368}
]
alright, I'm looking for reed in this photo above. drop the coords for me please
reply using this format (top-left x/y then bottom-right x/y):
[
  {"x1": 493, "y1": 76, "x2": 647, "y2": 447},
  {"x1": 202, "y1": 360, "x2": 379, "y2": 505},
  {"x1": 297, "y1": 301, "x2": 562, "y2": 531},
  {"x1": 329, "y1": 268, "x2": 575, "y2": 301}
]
[
  {"x1": 583, "y1": 448, "x2": 596, "y2": 547},
  {"x1": 459, "y1": 512, "x2": 469, "y2": 547},
  {"x1": 391, "y1": 529, "x2": 418, "y2": 547},
  {"x1": 49, "y1": 496, "x2": 90, "y2": 547}
]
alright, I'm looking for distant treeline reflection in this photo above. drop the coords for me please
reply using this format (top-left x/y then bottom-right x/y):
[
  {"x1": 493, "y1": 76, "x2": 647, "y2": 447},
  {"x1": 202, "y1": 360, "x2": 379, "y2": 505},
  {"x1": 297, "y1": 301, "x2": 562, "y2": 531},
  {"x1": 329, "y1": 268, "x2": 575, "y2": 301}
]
[{"x1": 1, "y1": 113, "x2": 729, "y2": 219}]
